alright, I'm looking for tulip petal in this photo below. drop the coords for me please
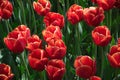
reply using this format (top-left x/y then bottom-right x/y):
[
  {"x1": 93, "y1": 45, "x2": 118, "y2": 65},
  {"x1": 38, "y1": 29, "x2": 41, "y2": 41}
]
[
  {"x1": 107, "y1": 54, "x2": 118, "y2": 68},
  {"x1": 76, "y1": 65, "x2": 92, "y2": 78},
  {"x1": 53, "y1": 68, "x2": 66, "y2": 80},
  {"x1": 90, "y1": 76, "x2": 101, "y2": 80},
  {"x1": 4, "y1": 38, "x2": 16, "y2": 51}
]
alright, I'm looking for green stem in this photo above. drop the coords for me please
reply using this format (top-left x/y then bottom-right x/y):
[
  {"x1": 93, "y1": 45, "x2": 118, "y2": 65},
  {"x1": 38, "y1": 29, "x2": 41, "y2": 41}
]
[
  {"x1": 6, "y1": 20, "x2": 12, "y2": 31},
  {"x1": 5, "y1": 20, "x2": 10, "y2": 33},
  {"x1": 17, "y1": 0, "x2": 26, "y2": 24},
  {"x1": 27, "y1": 0, "x2": 37, "y2": 33},
  {"x1": 76, "y1": 23, "x2": 81, "y2": 55},
  {"x1": 39, "y1": 71, "x2": 46, "y2": 80},
  {"x1": 96, "y1": 46, "x2": 104, "y2": 77},
  {"x1": 20, "y1": 52, "x2": 30, "y2": 80}
]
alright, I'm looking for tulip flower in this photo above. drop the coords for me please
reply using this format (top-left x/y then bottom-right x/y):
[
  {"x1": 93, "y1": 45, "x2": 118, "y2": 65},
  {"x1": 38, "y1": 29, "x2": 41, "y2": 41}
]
[
  {"x1": 26, "y1": 35, "x2": 42, "y2": 52},
  {"x1": 4, "y1": 25, "x2": 31, "y2": 53},
  {"x1": 74, "y1": 56, "x2": 96, "y2": 79},
  {"x1": 95, "y1": 0, "x2": 115, "y2": 10},
  {"x1": 114, "y1": 0, "x2": 120, "y2": 8},
  {"x1": 89, "y1": 76, "x2": 101, "y2": 80},
  {"x1": 0, "y1": 63, "x2": 14, "y2": 80},
  {"x1": 66, "y1": 4, "x2": 83, "y2": 25},
  {"x1": 83, "y1": 7, "x2": 105, "y2": 27},
  {"x1": 91, "y1": 0, "x2": 97, "y2": 3},
  {"x1": 0, "y1": 0, "x2": 13, "y2": 19},
  {"x1": 44, "y1": 12, "x2": 64, "y2": 29},
  {"x1": 92, "y1": 26, "x2": 112, "y2": 46},
  {"x1": 45, "y1": 59, "x2": 66, "y2": 80},
  {"x1": 33, "y1": 0, "x2": 51, "y2": 16},
  {"x1": 13, "y1": 25, "x2": 31, "y2": 39},
  {"x1": 46, "y1": 39, "x2": 66, "y2": 59},
  {"x1": 28, "y1": 49, "x2": 48, "y2": 71},
  {"x1": 42, "y1": 25, "x2": 62, "y2": 43},
  {"x1": 107, "y1": 44, "x2": 120, "y2": 68},
  {"x1": 4, "y1": 31, "x2": 27, "y2": 53}
]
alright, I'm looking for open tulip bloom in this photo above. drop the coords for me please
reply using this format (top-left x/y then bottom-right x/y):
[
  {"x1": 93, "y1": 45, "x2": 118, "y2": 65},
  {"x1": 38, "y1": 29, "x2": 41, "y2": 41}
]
[{"x1": 1, "y1": 0, "x2": 120, "y2": 80}]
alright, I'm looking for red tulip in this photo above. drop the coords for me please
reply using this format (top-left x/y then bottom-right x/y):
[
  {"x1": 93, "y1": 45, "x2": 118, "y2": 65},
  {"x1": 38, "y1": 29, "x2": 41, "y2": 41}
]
[
  {"x1": 109, "y1": 45, "x2": 120, "y2": 55},
  {"x1": 4, "y1": 31, "x2": 27, "y2": 53},
  {"x1": 89, "y1": 76, "x2": 101, "y2": 80},
  {"x1": 0, "y1": 8, "x2": 2, "y2": 20},
  {"x1": 44, "y1": 12, "x2": 64, "y2": 29},
  {"x1": 42, "y1": 25, "x2": 62, "y2": 43},
  {"x1": 45, "y1": 59, "x2": 66, "y2": 80},
  {"x1": 28, "y1": 49, "x2": 48, "y2": 71},
  {"x1": 92, "y1": 26, "x2": 112, "y2": 46},
  {"x1": 83, "y1": 7, "x2": 105, "y2": 27},
  {"x1": 33, "y1": 0, "x2": 51, "y2": 16},
  {"x1": 13, "y1": 25, "x2": 31, "y2": 39},
  {"x1": 26, "y1": 35, "x2": 42, "y2": 52},
  {"x1": 46, "y1": 39, "x2": 66, "y2": 59},
  {"x1": 91, "y1": 0, "x2": 97, "y2": 3},
  {"x1": 0, "y1": 0, "x2": 13, "y2": 19},
  {"x1": 74, "y1": 56, "x2": 96, "y2": 79},
  {"x1": 0, "y1": 63, "x2": 14, "y2": 80},
  {"x1": 96, "y1": 0, "x2": 116, "y2": 10},
  {"x1": 107, "y1": 45, "x2": 120, "y2": 68},
  {"x1": 66, "y1": 4, "x2": 83, "y2": 25},
  {"x1": 114, "y1": 0, "x2": 120, "y2": 8}
]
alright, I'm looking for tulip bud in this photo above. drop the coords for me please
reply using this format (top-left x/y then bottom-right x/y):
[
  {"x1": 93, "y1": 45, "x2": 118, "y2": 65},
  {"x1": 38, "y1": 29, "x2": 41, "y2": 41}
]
[
  {"x1": 44, "y1": 12, "x2": 64, "y2": 29},
  {"x1": 45, "y1": 59, "x2": 66, "y2": 80},
  {"x1": 26, "y1": 35, "x2": 42, "y2": 52},
  {"x1": 92, "y1": 26, "x2": 112, "y2": 46},
  {"x1": 74, "y1": 56, "x2": 96, "y2": 79},
  {"x1": 28, "y1": 49, "x2": 48, "y2": 71},
  {"x1": 0, "y1": 63, "x2": 14, "y2": 80},
  {"x1": 66, "y1": 4, "x2": 83, "y2": 25},
  {"x1": 83, "y1": 7, "x2": 104, "y2": 27},
  {"x1": 33, "y1": 0, "x2": 51, "y2": 16},
  {"x1": 0, "y1": 0, "x2": 13, "y2": 19}
]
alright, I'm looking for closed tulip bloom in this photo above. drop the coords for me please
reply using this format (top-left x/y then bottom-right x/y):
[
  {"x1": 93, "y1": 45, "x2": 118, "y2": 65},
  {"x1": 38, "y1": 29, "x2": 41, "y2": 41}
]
[
  {"x1": 0, "y1": 0, "x2": 13, "y2": 19},
  {"x1": 28, "y1": 49, "x2": 48, "y2": 71},
  {"x1": 92, "y1": 26, "x2": 112, "y2": 46},
  {"x1": 66, "y1": 4, "x2": 83, "y2": 25},
  {"x1": 0, "y1": 63, "x2": 14, "y2": 80},
  {"x1": 4, "y1": 31, "x2": 27, "y2": 53},
  {"x1": 26, "y1": 35, "x2": 42, "y2": 52},
  {"x1": 89, "y1": 76, "x2": 101, "y2": 80},
  {"x1": 33, "y1": 0, "x2": 51, "y2": 16},
  {"x1": 46, "y1": 39, "x2": 66, "y2": 59},
  {"x1": 83, "y1": 7, "x2": 105, "y2": 27},
  {"x1": 107, "y1": 44, "x2": 120, "y2": 68},
  {"x1": 109, "y1": 45, "x2": 120, "y2": 55},
  {"x1": 74, "y1": 56, "x2": 96, "y2": 79},
  {"x1": 45, "y1": 59, "x2": 66, "y2": 80},
  {"x1": 44, "y1": 12, "x2": 64, "y2": 29},
  {"x1": 96, "y1": 0, "x2": 115, "y2": 10},
  {"x1": 42, "y1": 25, "x2": 62, "y2": 43},
  {"x1": 13, "y1": 25, "x2": 31, "y2": 39},
  {"x1": 114, "y1": 0, "x2": 120, "y2": 8}
]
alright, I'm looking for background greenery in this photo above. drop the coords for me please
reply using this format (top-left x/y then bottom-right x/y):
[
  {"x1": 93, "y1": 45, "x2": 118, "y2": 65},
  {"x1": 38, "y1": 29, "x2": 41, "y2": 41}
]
[{"x1": 0, "y1": 0, "x2": 120, "y2": 80}]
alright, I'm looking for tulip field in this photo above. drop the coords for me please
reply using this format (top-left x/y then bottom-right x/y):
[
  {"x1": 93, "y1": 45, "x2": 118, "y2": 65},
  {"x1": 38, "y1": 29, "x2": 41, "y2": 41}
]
[{"x1": 0, "y1": 0, "x2": 120, "y2": 80}]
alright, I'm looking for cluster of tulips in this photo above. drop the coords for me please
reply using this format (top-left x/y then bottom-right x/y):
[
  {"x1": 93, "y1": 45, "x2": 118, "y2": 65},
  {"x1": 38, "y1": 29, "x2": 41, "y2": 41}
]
[
  {"x1": 2, "y1": 0, "x2": 67, "y2": 80},
  {"x1": 0, "y1": 0, "x2": 120, "y2": 80}
]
